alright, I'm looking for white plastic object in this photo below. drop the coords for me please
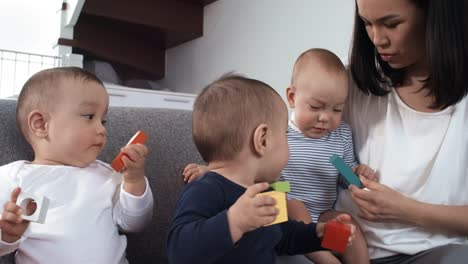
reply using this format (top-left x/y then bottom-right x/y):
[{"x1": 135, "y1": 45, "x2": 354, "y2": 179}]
[{"x1": 16, "y1": 192, "x2": 49, "y2": 224}]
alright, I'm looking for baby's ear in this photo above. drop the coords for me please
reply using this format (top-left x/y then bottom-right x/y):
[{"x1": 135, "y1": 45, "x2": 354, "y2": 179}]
[
  {"x1": 28, "y1": 110, "x2": 49, "y2": 138},
  {"x1": 252, "y1": 123, "x2": 269, "y2": 156},
  {"x1": 286, "y1": 86, "x2": 296, "y2": 108}
]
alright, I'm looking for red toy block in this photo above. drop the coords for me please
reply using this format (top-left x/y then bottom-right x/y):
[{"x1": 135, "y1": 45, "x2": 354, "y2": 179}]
[
  {"x1": 111, "y1": 130, "x2": 148, "y2": 172},
  {"x1": 321, "y1": 221, "x2": 351, "y2": 253}
]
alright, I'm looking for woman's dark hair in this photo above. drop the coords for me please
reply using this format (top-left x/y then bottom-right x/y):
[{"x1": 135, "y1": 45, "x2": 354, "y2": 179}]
[{"x1": 350, "y1": 0, "x2": 468, "y2": 109}]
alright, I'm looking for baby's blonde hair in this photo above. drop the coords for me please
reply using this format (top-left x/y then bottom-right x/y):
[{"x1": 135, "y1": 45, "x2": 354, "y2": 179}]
[
  {"x1": 291, "y1": 48, "x2": 346, "y2": 86},
  {"x1": 193, "y1": 73, "x2": 283, "y2": 163}
]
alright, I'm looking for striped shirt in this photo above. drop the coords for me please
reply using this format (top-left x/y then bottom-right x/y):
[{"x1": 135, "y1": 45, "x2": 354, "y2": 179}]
[{"x1": 280, "y1": 121, "x2": 357, "y2": 222}]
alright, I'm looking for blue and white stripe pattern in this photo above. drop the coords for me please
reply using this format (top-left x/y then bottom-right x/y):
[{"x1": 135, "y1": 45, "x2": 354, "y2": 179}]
[{"x1": 280, "y1": 121, "x2": 357, "y2": 222}]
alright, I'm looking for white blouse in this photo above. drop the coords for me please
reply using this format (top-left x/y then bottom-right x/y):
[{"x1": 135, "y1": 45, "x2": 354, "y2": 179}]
[{"x1": 336, "y1": 82, "x2": 468, "y2": 259}]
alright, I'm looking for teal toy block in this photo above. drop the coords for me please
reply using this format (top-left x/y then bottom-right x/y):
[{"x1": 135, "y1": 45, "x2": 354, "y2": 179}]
[
  {"x1": 330, "y1": 154, "x2": 363, "y2": 188},
  {"x1": 269, "y1": 181, "x2": 290, "y2": 192}
]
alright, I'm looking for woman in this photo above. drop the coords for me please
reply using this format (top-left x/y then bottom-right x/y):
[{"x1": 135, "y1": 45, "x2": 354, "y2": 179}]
[{"x1": 336, "y1": 0, "x2": 468, "y2": 263}]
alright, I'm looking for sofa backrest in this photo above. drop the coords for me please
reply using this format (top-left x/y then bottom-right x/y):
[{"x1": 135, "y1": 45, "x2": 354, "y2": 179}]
[{"x1": 0, "y1": 99, "x2": 203, "y2": 264}]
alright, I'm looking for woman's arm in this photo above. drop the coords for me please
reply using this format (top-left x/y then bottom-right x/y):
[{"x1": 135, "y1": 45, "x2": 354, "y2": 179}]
[
  {"x1": 407, "y1": 199, "x2": 468, "y2": 235},
  {"x1": 350, "y1": 177, "x2": 468, "y2": 235}
]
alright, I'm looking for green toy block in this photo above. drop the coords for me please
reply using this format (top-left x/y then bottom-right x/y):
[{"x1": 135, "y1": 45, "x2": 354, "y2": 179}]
[
  {"x1": 269, "y1": 181, "x2": 290, "y2": 192},
  {"x1": 330, "y1": 154, "x2": 363, "y2": 188}
]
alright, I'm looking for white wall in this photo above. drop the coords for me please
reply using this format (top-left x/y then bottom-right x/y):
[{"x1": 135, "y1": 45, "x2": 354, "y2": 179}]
[
  {"x1": 0, "y1": 0, "x2": 62, "y2": 56},
  {"x1": 0, "y1": 1, "x2": 63, "y2": 98},
  {"x1": 160, "y1": 0, "x2": 355, "y2": 97}
]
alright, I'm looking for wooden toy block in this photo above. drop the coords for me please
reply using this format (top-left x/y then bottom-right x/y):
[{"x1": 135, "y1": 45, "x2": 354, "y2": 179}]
[
  {"x1": 257, "y1": 191, "x2": 288, "y2": 226},
  {"x1": 321, "y1": 220, "x2": 351, "y2": 253},
  {"x1": 269, "y1": 181, "x2": 290, "y2": 192},
  {"x1": 111, "y1": 130, "x2": 148, "y2": 172},
  {"x1": 330, "y1": 154, "x2": 363, "y2": 188},
  {"x1": 16, "y1": 192, "x2": 49, "y2": 224}
]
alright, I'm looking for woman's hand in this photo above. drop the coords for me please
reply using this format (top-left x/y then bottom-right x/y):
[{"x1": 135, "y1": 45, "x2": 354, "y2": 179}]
[
  {"x1": 349, "y1": 177, "x2": 413, "y2": 222},
  {"x1": 351, "y1": 177, "x2": 468, "y2": 235}
]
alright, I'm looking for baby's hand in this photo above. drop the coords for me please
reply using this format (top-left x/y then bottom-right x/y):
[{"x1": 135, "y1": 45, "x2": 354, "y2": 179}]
[
  {"x1": 120, "y1": 144, "x2": 148, "y2": 195},
  {"x1": 316, "y1": 214, "x2": 356, "y2": 246},
  {"x1": 354, "y1": 164, "x2": 377, "y2": 181},
  {"x1": 0, "y1": 187, "x2": 33, "y2": 243},
  {"x1": 227, "y1": 183, "x2": 278, "y2": 242},
  {"x1": 183, "y1": 163, "x2": 208, "y2": 183}
]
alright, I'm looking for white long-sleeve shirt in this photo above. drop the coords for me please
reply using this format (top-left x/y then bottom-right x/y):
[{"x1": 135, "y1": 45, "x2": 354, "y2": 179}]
[
  {"x1": 335, "y1": 83, "x2": 468, "y2": 259},
  {"x1": 0, "y1": 160, "x2": 153, "y2": 264}
]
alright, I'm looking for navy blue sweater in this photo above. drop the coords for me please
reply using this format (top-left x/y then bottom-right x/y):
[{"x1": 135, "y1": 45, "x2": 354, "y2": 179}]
[{"x1": 167, "y1": 172, "x2": 323, "y2": 264}]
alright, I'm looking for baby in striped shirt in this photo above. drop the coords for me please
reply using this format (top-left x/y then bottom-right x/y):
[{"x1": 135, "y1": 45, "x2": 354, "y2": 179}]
[{"x1": 281, "y1": 48, "x2": 376, "y2": 264}]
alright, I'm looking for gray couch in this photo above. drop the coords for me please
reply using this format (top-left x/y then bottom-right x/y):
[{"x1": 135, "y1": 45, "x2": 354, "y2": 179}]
[{"x1": 0, "y1": 99, "x2": 203, "y2": 264}]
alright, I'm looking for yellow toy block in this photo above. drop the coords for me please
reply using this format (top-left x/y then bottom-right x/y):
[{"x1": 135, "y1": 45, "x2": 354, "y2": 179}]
[{"x1": 257, "y1": 191, "x2": 288, "y2": 226}]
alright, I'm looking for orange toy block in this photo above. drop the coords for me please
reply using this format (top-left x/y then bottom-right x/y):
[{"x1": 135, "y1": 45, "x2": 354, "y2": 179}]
[
  {"x1": 111, "y1": 130, "x2": 148, "y2": 172},
  {"x1": 321, "y1": 221, "x2": 351, "y2": 253},
  {"x1": 257, "y1": 191, "x2": 288, "y2": 226}
]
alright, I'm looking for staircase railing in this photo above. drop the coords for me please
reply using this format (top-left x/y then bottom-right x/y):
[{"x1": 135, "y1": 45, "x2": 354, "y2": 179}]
[{"x1": 0, "y1": 49, "x2": 62, "y2": 99}]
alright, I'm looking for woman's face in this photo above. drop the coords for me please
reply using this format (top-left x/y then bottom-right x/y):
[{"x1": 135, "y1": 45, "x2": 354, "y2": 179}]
[{"x1": 357, "y1": 0, "x2": 427, "y2": 70}]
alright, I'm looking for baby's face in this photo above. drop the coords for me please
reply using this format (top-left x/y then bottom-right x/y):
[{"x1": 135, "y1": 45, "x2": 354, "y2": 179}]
[
  {"x1": 44, "y1": 80, "x2": 109, "y2": 167},
  {"x1": 288, "y1": 67, "x2": 348, "y2": 138}
]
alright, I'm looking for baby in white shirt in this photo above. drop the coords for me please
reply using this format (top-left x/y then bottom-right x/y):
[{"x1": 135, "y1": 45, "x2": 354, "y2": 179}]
[{"x1": 0, "y1": 67, "x2": 153, "y2": 264}]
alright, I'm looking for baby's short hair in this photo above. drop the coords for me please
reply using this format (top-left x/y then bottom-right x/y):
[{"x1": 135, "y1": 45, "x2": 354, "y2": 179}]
[
  {"x1": 193, "y1": 73, "x2": 282, "y2": 163},
  {"x1": 291, "y1": 48, "x2": 346, "y2": 86},
  {"x1": 16, "y1": 67, "x2": 103, "y2": 143}
]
